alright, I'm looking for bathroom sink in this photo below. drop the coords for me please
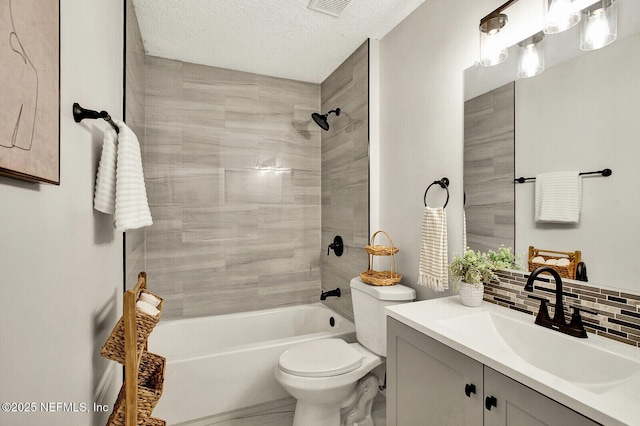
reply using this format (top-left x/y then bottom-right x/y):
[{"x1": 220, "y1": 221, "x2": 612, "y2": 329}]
[
  {"x1": 387, "y1": 296, "x2": 640, "y2": 425},
  {"x1": 438, "y1": 311, "x2": 640, "y2": 392}
]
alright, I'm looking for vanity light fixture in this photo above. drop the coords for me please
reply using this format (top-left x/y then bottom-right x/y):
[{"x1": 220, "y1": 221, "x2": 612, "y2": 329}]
[
  {"x1": 480, "y1": 13, "x2": 509, "y2": 66},
  {"x1": 543, "y1": 0, "x2": 581, "y2": 34},
  {"x1": 479, "y1": 0, "x2": 521, "y2": 67},
  {"x1": 580, "y1": 0, "x2": 617, "y2": 51},
  {"x1": 517, "y1": 32, "x2": 545, "y2": 78}
]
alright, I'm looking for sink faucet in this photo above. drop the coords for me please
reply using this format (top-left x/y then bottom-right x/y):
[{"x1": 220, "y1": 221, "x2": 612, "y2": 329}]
[
  {"x1": 525, "y1": 266, "x2": 597, "y2": 338},
  {"x1": 525, "y1": 266, "x2": 566, "y2": 326}
]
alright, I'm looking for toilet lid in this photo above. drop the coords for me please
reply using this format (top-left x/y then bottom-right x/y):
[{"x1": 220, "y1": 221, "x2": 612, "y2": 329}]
[{"x1": 278, "y1": 339, "x2": 364, "y2": 378}]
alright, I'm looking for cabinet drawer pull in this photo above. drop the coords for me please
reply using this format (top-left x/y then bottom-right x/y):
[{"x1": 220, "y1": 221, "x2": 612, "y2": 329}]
[
  {"x1": 464, "y1": 383, "x2": 476, "y2": 397},
  {"x1": 485, "y1": 396, "x2": 497, "y2": 411}
]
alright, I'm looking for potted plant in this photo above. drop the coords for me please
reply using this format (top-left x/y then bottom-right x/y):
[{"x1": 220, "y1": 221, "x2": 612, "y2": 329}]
[
  {"x1": 449, "y1": 249, "x2": 499, "y2": 307},
  {"x1": 487, "y1": 245, "x2": 521, "y2": 270}
]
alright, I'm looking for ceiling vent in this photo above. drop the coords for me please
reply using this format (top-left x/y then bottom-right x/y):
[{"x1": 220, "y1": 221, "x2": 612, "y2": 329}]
[{"x1": 307, "y1": 0, "x2": 353, "y2": 17}]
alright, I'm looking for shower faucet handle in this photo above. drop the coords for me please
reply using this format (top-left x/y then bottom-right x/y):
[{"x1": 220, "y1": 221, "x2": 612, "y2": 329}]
[{"x1": 327, "y1": 236, "x2": 344, "y2": 256}]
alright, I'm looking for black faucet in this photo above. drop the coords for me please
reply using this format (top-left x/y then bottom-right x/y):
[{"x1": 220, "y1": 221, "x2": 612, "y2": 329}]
[
  {"x1": 320, "y1": 288, "x2": 341, "y2": 300},
  {"x1": 525, "y1": 266, "x2": 597, "y2": 338}
]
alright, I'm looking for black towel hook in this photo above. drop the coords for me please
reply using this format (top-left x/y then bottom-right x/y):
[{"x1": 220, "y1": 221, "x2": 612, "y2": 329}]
[
  {"x1": 424, "y1": 177, "x2": 450, "y2": 208},
  {"x1": 73, "y1": 103, "x2": 119, "y2": 133}
]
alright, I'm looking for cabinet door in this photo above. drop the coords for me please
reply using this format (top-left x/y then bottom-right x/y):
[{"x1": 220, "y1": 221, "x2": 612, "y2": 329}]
[
  {"x1": 387, "y1": 317, "x2": 484, "y2": 426},
  {"x1": 483, "y1": 367, "x2": 599, "y2": 426}
]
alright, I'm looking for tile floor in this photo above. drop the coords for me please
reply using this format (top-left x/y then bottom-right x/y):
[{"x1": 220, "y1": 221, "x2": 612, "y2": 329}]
[{"x1": 181, "y1": 394, "x2": 386, "y2": 426}]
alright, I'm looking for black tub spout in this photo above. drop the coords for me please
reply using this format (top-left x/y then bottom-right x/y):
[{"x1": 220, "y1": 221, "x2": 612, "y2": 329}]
[{"x1": 320, "y1": 288, "x2": 341, "y2": 300}]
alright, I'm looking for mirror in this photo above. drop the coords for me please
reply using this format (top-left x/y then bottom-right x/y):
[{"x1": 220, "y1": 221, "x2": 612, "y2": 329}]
[{"x1": 464, "y1": 0, "x2": 640, "y2": 292}]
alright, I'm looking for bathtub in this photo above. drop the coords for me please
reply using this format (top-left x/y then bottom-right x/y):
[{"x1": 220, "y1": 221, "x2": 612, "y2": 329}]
[{"x1": 147, "y1": 303, "x2": 356, "y2": 425}]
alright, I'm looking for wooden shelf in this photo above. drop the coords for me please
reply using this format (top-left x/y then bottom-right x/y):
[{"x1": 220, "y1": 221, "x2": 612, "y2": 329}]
[{"x1": 102, "y1": 272, "x2": 166, "y2": 426}]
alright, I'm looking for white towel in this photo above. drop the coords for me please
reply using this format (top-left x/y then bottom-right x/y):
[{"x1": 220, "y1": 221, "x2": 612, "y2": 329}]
[
  {"x1": 94, "y1": 128, "x2": 118, "y2": 214},
  {"x1": 139, "y1": 292, "x2": 161, "y2": 307},
  {"x1": 418, "y1": 207, "x2": 448, "y2": 292},
  {"x1": 114, "y1": 120, "x2": 153, "y2": 231},
  {"x1": 535, "y1": 171, "x2": 582, "y2": 223},
  {"x1": 136, "y1": 300, "x2": 159, "y2": 317}
]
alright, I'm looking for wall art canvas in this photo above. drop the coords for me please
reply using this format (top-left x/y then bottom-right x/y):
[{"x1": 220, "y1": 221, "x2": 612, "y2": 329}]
[{"x1": 0, "y1": 0, "x2": 59, "y2": 184}]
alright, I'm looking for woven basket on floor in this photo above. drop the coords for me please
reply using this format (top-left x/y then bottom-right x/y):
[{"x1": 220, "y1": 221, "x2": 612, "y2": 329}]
[
  {"x1": 361, "y1": 230, "x2": 402, "y2": 286},
  {"x1": 107, "y1": 351, "x2": 166, "y2": 426},
  {"x1": 101, "y1": 289, "x2": 164, "y2": 364}
]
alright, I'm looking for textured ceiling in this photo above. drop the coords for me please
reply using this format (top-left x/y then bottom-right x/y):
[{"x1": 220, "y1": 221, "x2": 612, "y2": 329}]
[{"x1": 132, "y1": 0, "x2": 426, "y2": 83}]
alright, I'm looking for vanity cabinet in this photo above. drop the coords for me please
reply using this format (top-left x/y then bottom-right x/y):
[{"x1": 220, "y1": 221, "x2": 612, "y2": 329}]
[{"x1": 387, "y1": 318, "x2": 599, "y2": 426}]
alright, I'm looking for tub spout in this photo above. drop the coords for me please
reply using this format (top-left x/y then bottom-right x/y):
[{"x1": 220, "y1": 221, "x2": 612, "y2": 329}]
[{"x1": 320, "y1": 288, "x2": 341, "y2": 300}]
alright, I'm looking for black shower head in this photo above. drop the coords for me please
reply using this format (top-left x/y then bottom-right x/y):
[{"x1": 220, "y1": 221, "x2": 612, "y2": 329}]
[{"x1": 311, "y1": 108, "x2": 340, "y2": 131}]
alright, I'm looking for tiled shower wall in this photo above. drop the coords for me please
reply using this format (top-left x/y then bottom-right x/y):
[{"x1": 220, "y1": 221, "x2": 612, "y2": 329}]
[
  {"x1": 320, "y1": 41, "x2": 370, "y2": 321},
  {"x1": 143, "y1": 57, "x2": 322, "y2": 319},
  {"x1": 124, "y1": 0, "x2": 146, "y2": 290}
]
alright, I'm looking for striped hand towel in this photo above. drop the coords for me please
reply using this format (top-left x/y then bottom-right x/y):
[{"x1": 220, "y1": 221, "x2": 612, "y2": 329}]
[
  {"x1": 418, "y1": 207, "x2": 448, "y2": 292},
  {"x1": 535, "y1": 171, "x2": 582, "y2": 223},
  {"x1": 94, "y1": 128, "x2": 118, "y2": 214},
  {"x1": 114, "y1": 120, "x2": 153, "y2": 231}
]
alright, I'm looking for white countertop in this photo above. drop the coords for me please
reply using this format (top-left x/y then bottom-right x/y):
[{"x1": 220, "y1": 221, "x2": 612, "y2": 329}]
[{"x1": 386, "y1": 296, "x2": 640, "y2": 426}]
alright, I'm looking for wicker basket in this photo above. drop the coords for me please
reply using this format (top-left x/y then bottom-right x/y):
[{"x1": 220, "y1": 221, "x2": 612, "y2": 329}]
[
  {"x1": 361, "y1": 231, "x2": 402, "y2": 286},
  {"x1": 101, "y1": 289, "x2": 164, "y2": 364},
  {"x1": 528, "y1": 246, "x2": 581, "y2": 280},
  {"x1": 107, "y1": 351, "x2": 166, "y2": 426}
]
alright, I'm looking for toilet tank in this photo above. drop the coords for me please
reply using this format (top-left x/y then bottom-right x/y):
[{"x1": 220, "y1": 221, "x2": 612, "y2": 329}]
[{"x1": 350, "y1": 277, "x2": 415, "y2": 357}]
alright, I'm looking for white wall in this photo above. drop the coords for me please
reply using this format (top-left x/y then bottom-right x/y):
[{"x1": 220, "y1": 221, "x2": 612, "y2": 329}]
[
  {"x1": 377, "y1": 0, "x2": 516, "y2": 299},
  {"x1": 0, "y1": 1, "x2": 124, "y2": 425}
]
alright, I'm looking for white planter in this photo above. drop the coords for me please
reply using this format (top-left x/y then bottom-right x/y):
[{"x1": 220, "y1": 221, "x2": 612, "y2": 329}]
[{"x1": 459, "y1": 281, "x2": 484, "y2": 307}]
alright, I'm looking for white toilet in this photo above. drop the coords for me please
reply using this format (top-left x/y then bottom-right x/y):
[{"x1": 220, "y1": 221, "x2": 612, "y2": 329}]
[{"x1": 274, "y1": 277, "x2": 415, "y2": 426}]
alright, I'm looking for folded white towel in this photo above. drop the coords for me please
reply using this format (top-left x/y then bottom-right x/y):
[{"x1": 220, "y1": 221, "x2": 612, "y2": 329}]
[
  {"x1": 136, "y1": 300, "x2": 159, "y2": 317},
  {"x1": 114, "y1": 120, "x2": 153, "y2": 231},
  {"x1": 94, "y1": 128, "x2": 118, "y2": 214},
  {"x1": 418, "y1": 207, "x2": 448, "y2": 292},
  {"x1": 139, "y1": 292, "x2": 161, "y2": 307},
  {"x1": 535, "y1": 171, "x2": 582, "y2": 223}
]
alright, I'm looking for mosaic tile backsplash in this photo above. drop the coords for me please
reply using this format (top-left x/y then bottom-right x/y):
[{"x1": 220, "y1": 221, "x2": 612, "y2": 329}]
[{"x1": 484, "y1": 269, "x2": 640, "y2": 348}]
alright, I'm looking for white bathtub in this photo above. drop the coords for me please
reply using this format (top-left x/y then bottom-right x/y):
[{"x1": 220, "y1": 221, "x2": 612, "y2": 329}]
[{"x1": 148, "y1": 303, "x2": 356, "y2": 425}]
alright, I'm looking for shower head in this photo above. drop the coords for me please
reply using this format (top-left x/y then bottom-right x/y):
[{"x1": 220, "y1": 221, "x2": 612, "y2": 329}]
[{"x1": 311, "y1": 108, "x2": 341, "y2": 131}]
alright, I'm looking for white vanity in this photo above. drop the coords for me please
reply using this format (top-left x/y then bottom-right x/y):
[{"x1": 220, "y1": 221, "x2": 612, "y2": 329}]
[{"x1": 386, "y1": 297, "x2": 640, "y2": 425}]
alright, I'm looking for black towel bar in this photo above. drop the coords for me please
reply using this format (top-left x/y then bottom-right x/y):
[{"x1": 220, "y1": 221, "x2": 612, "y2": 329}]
[
  {"x1": 73, "y1": 103, "x2": 119, "y2": 133},
  {"x1": 514, "y1": 169, "x2": 612, "y2": 184}
]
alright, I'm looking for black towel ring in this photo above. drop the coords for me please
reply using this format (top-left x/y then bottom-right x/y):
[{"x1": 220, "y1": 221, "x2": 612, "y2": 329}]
[{"x1": 424, "y1": 177, "x2": 450, "y2": 208}]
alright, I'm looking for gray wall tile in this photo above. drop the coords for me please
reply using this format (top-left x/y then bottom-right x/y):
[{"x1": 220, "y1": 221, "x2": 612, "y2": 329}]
[
  {"x1": 125, "y1": 12, "x2": 368, "y2": 320},
  {"x1": 320, "y1": 40, "x2": 370, "y2": 321},
  {"x1": 144, "y1": 57, "x2": 322, "y2": 319},
  {"x1": 124, "y1": 0, "x2": 146, "y2": 290}
]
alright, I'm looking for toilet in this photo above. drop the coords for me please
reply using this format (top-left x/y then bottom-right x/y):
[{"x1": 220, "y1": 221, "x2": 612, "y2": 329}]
[{"x1": 274, "y1": 277, "x2": 415, "y2": 426}]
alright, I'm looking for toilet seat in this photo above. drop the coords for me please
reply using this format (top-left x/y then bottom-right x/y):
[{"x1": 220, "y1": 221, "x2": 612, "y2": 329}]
[{"x1": 278, "y1": 338, "x2": 364, "y2": 378}]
